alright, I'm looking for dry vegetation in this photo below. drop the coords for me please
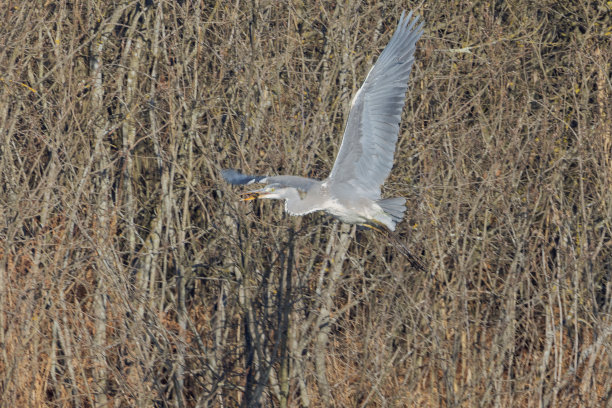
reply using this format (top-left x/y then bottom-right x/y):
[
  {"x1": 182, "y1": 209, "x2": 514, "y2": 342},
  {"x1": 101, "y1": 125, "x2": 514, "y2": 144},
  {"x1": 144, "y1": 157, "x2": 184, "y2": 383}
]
[{"x1": 1, "y1": 0, "x2": 611, "y2": 406}]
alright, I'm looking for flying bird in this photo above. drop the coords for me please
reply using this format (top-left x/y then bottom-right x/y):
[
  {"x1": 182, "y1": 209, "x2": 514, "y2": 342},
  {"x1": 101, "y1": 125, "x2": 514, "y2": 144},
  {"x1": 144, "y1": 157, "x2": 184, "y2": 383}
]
[{"x1": 223, "y1": 11, "x2": 423, "y2": 232}]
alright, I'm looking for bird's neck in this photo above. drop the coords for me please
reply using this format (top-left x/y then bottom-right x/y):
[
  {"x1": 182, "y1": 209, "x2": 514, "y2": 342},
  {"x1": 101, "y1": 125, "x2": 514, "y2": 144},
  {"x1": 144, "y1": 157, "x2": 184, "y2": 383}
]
[{"x1": 284, "y1": 184, "x2": 325, "y2": 216}]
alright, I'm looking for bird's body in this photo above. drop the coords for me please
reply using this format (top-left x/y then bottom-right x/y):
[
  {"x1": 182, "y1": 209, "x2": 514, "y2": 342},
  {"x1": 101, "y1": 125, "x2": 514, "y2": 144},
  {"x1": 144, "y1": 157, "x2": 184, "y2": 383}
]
[{"x1": 222, "y1": 11, "x2": 424, "y2": 232}]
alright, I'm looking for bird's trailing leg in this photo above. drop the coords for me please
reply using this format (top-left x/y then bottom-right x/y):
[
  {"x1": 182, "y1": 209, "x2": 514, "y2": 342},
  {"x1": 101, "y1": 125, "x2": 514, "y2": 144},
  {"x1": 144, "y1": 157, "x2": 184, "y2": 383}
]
[
  {"x1": 362, "y1": 220, "x2": 387, "y2": 234},
  {"x1": 387, "y1": 231, "x2": 426, "y2": 271},
  {"x1": 365, "y1": 223, "x2": 426, "y2": 271}
]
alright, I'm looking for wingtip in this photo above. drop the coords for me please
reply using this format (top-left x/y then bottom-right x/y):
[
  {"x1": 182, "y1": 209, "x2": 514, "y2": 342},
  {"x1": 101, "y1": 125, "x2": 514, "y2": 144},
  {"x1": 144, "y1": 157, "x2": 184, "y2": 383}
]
[
  {"x1": 221, "y1": 168, "x2": 246, "y2": 185},
  {"x1": 399, "y1": 9, "x2": 422, "y2": 29},
  {"x1": 221, "y1": 168, "x2": 267, "y2": 185},
  {"x1": 221, "y1": 168, "x2": 240, "y2": 181}
]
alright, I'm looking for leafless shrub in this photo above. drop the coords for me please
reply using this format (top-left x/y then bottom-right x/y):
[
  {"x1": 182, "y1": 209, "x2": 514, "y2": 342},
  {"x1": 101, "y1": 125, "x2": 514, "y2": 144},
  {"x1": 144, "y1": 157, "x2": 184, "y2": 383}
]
[{"x1": 0, "y1": 0, "x2": 610, "y2": 406}]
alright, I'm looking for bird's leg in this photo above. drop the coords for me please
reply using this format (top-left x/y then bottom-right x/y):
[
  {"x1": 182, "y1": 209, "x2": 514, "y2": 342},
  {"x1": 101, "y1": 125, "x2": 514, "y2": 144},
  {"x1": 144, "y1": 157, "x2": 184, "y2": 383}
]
[
  {"x1": 362, "y1": 220, "x2": 387, "y2": 234},
  {"x1": 387, "y1": 231, "x2": 426, "y2": 271},
  {"x1": 364, "y1": 223, "x2": 427, "y2": 271}
]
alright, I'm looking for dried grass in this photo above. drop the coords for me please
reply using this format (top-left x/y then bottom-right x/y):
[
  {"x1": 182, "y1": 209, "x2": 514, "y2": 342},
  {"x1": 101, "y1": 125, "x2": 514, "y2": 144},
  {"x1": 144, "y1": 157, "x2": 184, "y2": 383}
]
[{"x1": 0, "y1": 0, "x2": 610, "y2": 406}]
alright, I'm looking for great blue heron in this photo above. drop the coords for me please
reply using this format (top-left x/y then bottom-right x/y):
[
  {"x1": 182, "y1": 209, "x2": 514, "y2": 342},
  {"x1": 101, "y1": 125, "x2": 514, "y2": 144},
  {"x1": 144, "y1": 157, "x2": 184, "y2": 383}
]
[{"x1": 223, "y1": 11, "x2": 423, "y2": 233}]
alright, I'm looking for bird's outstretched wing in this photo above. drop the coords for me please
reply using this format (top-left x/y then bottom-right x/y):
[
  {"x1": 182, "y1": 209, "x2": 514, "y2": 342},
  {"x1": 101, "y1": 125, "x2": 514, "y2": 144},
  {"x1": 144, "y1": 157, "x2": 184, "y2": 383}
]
[
  {"x1": 328, "y1": 11, "x2": 423, "y2": 198},
  {"x1": 221, "y1": 169, "x2": 267, "y2": 185},
  {"x1": 221, "y1": 169, "x2": 318, "y2": 192}
]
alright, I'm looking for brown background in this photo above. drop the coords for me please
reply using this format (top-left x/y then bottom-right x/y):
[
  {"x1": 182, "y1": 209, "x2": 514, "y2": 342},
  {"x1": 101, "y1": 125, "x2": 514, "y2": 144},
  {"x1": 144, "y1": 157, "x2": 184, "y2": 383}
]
[{"x1": 1, "y1": 0, "x2": 610, "y2": 406}]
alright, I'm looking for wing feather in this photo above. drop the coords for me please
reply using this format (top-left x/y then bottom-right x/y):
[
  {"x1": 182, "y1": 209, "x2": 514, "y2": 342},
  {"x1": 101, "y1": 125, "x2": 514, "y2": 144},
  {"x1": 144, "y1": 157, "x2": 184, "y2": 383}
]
[
  {"x1": 221, "y1": 169, "x2": 318, "y2": 192},
  {"x1": 328, "y1": 11, "x2": 424, "y2": 198},
  {"x1": 221, "y1": 169, "x2": 267, "y2": 185}
]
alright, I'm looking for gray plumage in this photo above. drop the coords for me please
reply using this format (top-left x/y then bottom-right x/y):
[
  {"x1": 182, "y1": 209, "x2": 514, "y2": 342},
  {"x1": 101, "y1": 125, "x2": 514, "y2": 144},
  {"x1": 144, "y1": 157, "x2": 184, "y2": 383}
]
[{"x1": 222, "y1": 11, "x2": 424, "y2": 232}]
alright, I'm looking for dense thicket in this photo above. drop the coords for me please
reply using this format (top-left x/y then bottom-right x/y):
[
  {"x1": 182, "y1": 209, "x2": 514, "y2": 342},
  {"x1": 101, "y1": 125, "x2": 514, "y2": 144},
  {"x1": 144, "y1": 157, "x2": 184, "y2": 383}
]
[{"x1": 0, "y1": 0, "x2": 610, "y2": 406}]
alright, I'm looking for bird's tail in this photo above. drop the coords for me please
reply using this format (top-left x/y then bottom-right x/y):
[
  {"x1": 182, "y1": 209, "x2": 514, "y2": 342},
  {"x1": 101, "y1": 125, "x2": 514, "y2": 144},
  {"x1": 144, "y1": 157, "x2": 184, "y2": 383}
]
[{"x1": 377, "y1": 197, "x2": 406, "y2": 227}]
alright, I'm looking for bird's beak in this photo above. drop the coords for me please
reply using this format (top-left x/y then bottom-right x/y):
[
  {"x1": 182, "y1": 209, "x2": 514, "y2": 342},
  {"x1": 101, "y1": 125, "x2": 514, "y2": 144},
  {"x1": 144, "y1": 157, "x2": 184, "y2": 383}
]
[{"x1": 240, "y1": 190, "x2": 267, "y2": 201}]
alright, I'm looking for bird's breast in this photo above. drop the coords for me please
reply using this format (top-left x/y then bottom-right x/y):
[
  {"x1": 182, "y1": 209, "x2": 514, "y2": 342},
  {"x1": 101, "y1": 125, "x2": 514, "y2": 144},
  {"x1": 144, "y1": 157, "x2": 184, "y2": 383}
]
[{"x1": 321, "y1": 199, "x2": 368, "y2": 224}]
